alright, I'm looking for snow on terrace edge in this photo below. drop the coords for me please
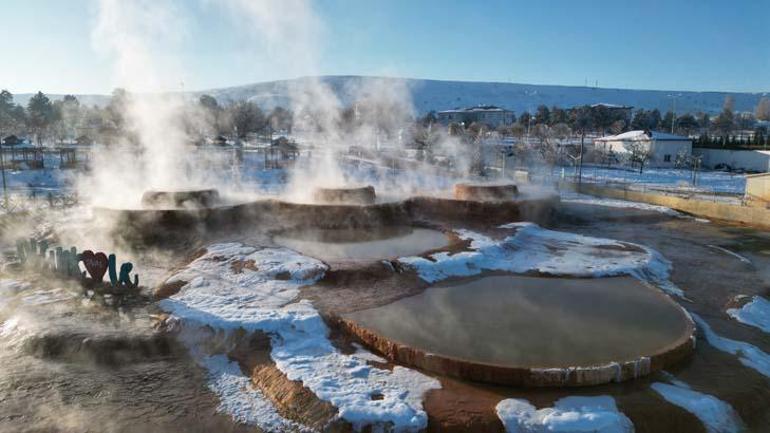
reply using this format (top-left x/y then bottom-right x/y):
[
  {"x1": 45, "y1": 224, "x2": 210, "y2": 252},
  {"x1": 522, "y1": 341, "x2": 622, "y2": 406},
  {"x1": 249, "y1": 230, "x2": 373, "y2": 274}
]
[
  {"x1": 398, "y1": 222, "x2": 684, "y2": 298},
  {"x1": 495, "y1": 395, "x2": 634, "y2": 433},
  {"x1": 158, "y1": 242, "x2": 440, "y2": 433}
]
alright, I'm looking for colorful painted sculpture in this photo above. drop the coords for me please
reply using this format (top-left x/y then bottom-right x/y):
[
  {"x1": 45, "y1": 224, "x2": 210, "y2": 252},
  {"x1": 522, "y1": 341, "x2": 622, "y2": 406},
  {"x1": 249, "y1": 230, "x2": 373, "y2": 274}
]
[{"x1": 15, "y1": 239, "x2": 139, "y2": 291}]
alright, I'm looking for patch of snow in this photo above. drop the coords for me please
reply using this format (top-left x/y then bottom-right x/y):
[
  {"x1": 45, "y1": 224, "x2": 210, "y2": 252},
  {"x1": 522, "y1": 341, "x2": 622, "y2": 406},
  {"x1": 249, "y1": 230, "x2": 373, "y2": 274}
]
[
  {"x1": 706, "y1": 245, "x2": 751, "y2": 265},
  {"x1": 161, "y1": 243, "x2": 440, "y2": 432},
  {"x1": 495, "y1": 395, "x2": 634, "y2": 433},
  {"x1": 162, "y1": 243, "x2": 328, "y2": 328},
  {"x1": 555, "y1": 165, "x2": 745, "y2": 195},
  {"x1": 399, "y1": 222, "x2": 684, "y2": 297},
  {"x1": 560, "y1": 191, "x2": 682, "y2": 216},
  {"x1": 0, "y1": 315, "x2": 21, "y2": 340},
  {"x1": 0, "y1": 279, "x2": 31, "y2": 299},
  {"x1": 727, "y1": 296, "x2": 770, "y2": 334},
  {"x1": 203, "y1": 354, "x2": 309, "y2": 432},
  {"x1": 351, "y1": 342, "x2": 388, "y2": 363},
  {"x1": 19, "y1": 288, "x2": 76, "y2": 305},
  {"x1": 651, "y1": 380, "x2": 743, "y2": 433},
  {"x1": 692, "y1": 313, "x2": 770, "y2": 378}
]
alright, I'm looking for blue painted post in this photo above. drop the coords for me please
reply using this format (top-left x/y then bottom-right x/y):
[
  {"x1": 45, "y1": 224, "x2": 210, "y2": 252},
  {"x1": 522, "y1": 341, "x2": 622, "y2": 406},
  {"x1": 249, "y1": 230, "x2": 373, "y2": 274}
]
[
  {"x1": 69, "y1": 248, "x2": 79, "y2": 276},
  {"x1": 108, "y1": 254, "x2": 118, "y2": 287},
  {"x1": 55, "y1": 247, "x2": 63, "y2": 274},
  {"x1": 16, "y1": 240, "x2": 26, "y2": 265}
]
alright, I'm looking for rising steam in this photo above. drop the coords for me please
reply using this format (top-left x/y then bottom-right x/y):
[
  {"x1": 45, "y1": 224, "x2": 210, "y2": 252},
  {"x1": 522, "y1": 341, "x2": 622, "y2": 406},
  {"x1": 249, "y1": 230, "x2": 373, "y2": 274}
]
[{"x1": 82, "y1": 0, "x2": 484, "y2": 209}]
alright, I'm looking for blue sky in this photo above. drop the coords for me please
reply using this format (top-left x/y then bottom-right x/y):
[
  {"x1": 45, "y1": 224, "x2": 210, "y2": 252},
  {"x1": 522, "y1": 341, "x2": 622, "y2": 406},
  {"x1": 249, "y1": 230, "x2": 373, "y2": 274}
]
[{"x1": 0, "y1": 0, "x2": 768, "y2": 95}]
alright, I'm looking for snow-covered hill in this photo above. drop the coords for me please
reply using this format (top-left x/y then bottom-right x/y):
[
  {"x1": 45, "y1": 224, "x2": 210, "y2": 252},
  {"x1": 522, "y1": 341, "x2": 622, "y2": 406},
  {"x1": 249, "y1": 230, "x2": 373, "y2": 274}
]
[{"x1": 16, "y1": 75, "x2": 768, "y2": 115}]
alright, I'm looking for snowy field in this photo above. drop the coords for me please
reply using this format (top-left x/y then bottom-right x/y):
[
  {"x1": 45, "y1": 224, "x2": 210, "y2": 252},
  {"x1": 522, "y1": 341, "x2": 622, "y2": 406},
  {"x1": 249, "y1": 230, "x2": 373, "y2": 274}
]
[{"x1": 552, "y1": 165, "x2": 746, "y2": 195}]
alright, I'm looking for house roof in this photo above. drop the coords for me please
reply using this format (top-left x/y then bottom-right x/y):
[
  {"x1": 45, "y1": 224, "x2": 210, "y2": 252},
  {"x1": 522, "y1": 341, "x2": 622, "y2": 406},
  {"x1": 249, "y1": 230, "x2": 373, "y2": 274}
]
[
  {"x1": 590, "y1": 103, "x2": 633, "y2": 109},
  {"x1": 438, "y1": 105, "x2": 512, "y2": 114},
  {"x1": 595, "y1": 130, "x2": 691, "y2": 142}
]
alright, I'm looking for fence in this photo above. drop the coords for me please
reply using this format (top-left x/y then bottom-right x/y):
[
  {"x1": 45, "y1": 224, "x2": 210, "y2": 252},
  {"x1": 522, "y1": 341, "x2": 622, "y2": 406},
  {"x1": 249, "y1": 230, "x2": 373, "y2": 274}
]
[{"x1": 0, "y1": 189, "x2": 78, "y2": 214}]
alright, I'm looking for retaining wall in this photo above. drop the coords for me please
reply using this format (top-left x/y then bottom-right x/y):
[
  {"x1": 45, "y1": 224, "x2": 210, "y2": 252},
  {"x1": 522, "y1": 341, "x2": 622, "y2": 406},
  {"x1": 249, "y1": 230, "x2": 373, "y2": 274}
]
[{"x1": 572, "y1": 183, "x2": 770, "y2": 229}]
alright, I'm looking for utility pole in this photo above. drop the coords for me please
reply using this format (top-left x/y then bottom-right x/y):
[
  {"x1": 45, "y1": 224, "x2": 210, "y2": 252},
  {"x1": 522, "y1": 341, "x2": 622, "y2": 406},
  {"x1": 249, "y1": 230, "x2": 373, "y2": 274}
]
[
  {"x1": 671, "y1": 97, "x2": 676, "y2": 134},
  {"x1": 668, "y1": 94, "x2": 680, "y2": 134},
  {"x1": 526, "y1": 116, "x2": 533, "y2": 146},
  {"x1": 0, "y1": 138, "x2": 7, "y2": 208},
  {"x1": 578, "y1": 130, "x2": 585, "y2": 185}
]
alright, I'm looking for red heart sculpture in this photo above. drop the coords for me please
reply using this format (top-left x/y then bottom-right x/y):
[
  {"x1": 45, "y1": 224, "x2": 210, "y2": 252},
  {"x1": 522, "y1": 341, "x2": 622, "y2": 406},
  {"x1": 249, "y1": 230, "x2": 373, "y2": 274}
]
[{"x1": 81, "y1": 250, "x2": 108, "y2": 282}]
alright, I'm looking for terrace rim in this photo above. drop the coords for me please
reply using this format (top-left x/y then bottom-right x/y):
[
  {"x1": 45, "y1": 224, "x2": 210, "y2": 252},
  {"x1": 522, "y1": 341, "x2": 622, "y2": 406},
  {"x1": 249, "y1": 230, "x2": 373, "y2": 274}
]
[
  {"x1": 330, "y1": 302, "x2": 696, "y2": 387},
  {"x1": 92, "y1": 193, "x2": 560, "y2": 243}
]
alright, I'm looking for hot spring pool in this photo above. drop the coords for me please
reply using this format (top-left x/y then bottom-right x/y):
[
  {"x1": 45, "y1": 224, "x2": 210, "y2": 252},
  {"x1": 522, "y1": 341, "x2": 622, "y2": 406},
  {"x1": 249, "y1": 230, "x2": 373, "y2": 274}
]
[
  {"x1": 344, "y1": 275, "x2": 693, "y2": 370},
  {"x1": 273, "y1": 226, "x2": 450, "y2": 261}
]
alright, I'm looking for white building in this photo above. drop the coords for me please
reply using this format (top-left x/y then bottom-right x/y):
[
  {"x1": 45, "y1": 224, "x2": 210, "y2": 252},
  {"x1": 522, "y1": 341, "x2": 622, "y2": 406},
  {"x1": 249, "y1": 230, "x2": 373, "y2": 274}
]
[
  {"x1": 593, "y1": 130, "x2": 692, "y2": 168},
  {"x1": 694, "y1": 148, "x2": 770, "y2": 172},
  {"x1": 437, "y1": 105, "x2": 515, "y2": 128}
]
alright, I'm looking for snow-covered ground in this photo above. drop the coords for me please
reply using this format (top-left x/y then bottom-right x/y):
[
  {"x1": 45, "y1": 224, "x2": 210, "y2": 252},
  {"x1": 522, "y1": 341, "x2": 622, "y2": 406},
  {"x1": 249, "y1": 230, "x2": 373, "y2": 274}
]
[
  {"x1": 691, "y1": 313, "x2": 770, "y2": 378},
  {"x1": 202, "y1": 354, "x2": 309, "y2": 432},
  {"x1": 495, "y1": 395, "x2": 634, "y2": 433},
  {"x1": 160, "y1": 243, "x2": 440, "y2": 433},
  {"x1": 2, "y1": 168, "x2": 75, "y2": 190},
  {"x1": 651, "y1": 377, "x2": 743, "y2": 433},
  {"x1": 399, "y1": 222, "x2": 684, "y2": 298},
  {"x1": 726, "y1": 296, "x2": 770, "y2": 334},
  {"x1": 554, "y1": 165, "x2": 745, "y2": 195},
  {"x1": 706, "y1": 245, "x2": 752, "y2": 265},
  {"x1": 560, "y1": 191, "x2": 682, "y2": 216}
]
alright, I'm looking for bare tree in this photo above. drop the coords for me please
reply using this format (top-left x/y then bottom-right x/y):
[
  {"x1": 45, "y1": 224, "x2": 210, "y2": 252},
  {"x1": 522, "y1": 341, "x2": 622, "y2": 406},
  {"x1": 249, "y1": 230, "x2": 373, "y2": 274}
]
[
  {"x1": 723, "y1": 95, "x2": 736, "y2": 112},
  {"x1": 532, "y1": 124, "x2": 562, "y2": 166},
  {"x1": 594, "y1": 146, "x2": 618, "y2": 167},
  {"x1": 624, "y1": 141, "x2": 653, "y2": 174},
  {"x1": 756, "y1": 97, "x2": 770, "y2": 121},
  {"x1": 610, "y1": 119, "x2": 625, "y2": 135},
  {"x1": 467, "y1": 122, "x2": 488, "y2": 175}
]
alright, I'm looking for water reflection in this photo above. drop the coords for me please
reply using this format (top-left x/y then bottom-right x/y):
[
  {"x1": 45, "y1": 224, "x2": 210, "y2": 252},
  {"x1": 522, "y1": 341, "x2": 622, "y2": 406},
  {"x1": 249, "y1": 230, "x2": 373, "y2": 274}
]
[
  {"x1": 0, "y1": 279, "x2": 247, "y2": 433},
  {"x1": 346, "y1": 275, "x2": 690, "y2": 367},
  {"x1": 273, "y1": 226, "x2": 449, "y2": 261}
]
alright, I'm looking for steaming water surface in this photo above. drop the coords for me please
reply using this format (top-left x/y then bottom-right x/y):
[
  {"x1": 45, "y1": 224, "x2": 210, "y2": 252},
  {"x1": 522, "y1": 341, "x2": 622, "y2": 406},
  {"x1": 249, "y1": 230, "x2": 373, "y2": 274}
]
[
  {"x1": 345, "y1": 275, "x2": 691, "y2": 367},
  {"x1": 0, "y1": 279, "x2": 252, "y2": 433},
  {"x1": 273, "y1": 226, "x2": 449, "y2": 261}
]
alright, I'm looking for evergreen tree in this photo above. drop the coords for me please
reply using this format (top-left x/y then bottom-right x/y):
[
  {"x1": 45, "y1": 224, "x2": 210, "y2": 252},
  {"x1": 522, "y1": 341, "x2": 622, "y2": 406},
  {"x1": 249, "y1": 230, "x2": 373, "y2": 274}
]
[
  {"x1": 0, "y1": 90, "x2": 16, "y2": 135},
  {"x1": 26, "y1": 91, "x2": 55, "y2": 146},
  {"x1": 712, "y1": 109, "x2": 735, "y2": 136},
  {"x1": 534, "y1": 105, "x2": 550, "y2": 125}
]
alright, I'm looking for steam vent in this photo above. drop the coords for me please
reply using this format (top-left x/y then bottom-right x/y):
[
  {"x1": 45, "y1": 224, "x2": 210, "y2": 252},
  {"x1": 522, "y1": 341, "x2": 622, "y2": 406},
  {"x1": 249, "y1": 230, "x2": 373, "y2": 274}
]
[
  {"x1": 140, "y1": 189, "x2": 220, "y2": 209},
  {"x1": 453, "y1": 182, "x2": 519, "y2": 201},
  {"x1": 312, "y1": 185, "x2": 376, "y2": 205}
]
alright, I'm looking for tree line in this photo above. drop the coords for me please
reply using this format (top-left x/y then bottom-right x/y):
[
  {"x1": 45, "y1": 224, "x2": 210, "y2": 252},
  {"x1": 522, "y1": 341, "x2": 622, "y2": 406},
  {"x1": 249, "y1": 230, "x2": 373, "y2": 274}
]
[
  {"x1": 3, "y1": 87, "x2": 769, "y2": 152},
  {"x1": 419, "y1": 95, "x2": 770, "y2": 148},
  {"x1": 0, "y1": 89, "x2": 294, "y2": 147}
]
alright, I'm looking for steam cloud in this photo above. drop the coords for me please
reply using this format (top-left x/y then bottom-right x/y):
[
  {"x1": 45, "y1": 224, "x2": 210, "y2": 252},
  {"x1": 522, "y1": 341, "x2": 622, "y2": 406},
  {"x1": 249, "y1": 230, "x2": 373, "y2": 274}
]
[{"x1": 83, "y1": 0, "x2": 490, "y2": 209}]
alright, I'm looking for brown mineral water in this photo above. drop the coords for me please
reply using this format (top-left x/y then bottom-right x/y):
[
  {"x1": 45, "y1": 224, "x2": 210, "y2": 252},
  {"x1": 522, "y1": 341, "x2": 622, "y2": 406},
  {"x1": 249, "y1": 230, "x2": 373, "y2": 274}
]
[
  {"x1": 273, "y1": 226, "x2": 449, "y2": 261},
  {"x1": 345, "y1": 275, "x2": 691, "y2": 368}
]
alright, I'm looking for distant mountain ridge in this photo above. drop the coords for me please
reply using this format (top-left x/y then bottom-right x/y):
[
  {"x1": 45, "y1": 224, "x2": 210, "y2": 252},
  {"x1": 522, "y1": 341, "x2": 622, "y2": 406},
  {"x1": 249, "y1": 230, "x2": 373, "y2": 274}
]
[{"x1": 15, "y1": 75, "x2": 768, "y2": 115}]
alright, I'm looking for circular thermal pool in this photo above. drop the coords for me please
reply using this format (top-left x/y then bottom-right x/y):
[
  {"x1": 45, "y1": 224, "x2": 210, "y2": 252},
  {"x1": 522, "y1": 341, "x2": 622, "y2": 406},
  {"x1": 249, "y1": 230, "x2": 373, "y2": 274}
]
[
  {"x1": 340, "y1": 275, "x2": 694, "y2": 387},
  {"x1": 273, "y1": 226, "x2": 450, "y2": 261},
  {"x1": 141, "y1": 189, "x2": 221, "y2": 209},
  {"x1": 312, "y1": 185, "x2": 376, "y2": 205},
  {"x1": 453, "y1": 182, "x2": 518, "y2": 201}
]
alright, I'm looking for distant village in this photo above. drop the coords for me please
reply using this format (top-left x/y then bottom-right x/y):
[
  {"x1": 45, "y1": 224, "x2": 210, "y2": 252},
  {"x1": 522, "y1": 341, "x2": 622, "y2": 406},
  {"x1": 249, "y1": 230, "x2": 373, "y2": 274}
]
[{"x1": 1, "y1": 87, "x2": 770, "y2": 175}]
